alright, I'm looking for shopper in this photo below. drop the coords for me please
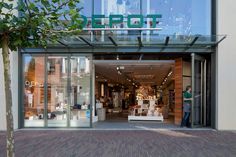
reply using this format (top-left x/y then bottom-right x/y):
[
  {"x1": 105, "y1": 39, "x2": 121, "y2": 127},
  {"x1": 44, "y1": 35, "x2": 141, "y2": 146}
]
[{"x1": 181, "y1": 85, "x2": 192, "y2": 128}]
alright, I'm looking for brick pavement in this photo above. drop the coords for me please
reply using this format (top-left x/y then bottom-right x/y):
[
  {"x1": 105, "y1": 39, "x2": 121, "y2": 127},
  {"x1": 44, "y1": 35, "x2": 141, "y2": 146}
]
[{"x1": 0, "y1": 130, "x2": 236, "y2": 157}]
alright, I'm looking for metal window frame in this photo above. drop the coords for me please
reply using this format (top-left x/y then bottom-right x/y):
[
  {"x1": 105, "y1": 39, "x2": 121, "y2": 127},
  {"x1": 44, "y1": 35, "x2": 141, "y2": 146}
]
[{"x1": 20, "y1": 53, "x2": 93, "y2": 128}]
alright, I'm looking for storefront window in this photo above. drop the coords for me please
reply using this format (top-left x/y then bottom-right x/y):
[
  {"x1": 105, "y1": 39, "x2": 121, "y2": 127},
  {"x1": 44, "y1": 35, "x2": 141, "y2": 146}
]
[
  {"x1": 23, "y1": 55, "x2": 45, "y2": 127},
  {"x1": 70, "y1": 56, "x2": 91, "y2": 127},
  {"x1": 47, "y1": 56, "x2": 68, "y2": 127},
  {"x1": 23, "y1": 55, "x2": 91, "y2": 128},
  {"x1": 92, "y1": 0, "x2": 141, "y2": 38},
  {"x1": 142, "y1": 0, "x2": 211, "y2": 35},
  {"x1": 78, "y1": 0, "x2": 92, "y2": 17}
]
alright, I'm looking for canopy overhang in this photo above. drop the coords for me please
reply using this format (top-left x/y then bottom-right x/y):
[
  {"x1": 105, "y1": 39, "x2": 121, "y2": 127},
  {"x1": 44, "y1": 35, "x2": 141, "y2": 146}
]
[{"x1": 22, "y1": 29, "x2": 226, "y2": 53}]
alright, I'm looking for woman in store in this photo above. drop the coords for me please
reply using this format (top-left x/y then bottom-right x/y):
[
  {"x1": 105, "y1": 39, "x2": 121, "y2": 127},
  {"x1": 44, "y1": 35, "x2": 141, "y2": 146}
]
[{"x1": 181, "y1": 85, "x2": 192, "y2": 128}]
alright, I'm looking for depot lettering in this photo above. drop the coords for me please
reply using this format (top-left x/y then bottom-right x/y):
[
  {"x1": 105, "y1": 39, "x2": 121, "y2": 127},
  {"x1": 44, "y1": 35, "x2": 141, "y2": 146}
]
[{"x1": 80, "y1": 14, "x2": 162, "y2": 28}]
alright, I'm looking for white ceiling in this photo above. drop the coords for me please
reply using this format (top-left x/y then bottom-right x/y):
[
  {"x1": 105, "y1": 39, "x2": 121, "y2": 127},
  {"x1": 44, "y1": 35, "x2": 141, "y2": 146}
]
[{"x1": 95, "y1": 60, "x2": 175, "y2": 87}]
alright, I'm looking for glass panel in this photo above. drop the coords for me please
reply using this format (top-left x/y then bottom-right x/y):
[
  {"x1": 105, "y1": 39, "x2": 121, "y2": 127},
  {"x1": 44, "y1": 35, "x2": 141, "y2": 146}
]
[
  {"x1": 78, "y1": 0, "x2": 92, "y2": 17},
  {"x1": 23, "y1": 55, "x2": 45, "y2": 127},
  {"x1": 142, "y1": 0, "x2": 211, "y2": 35},
  {"x1": 47, "y1": 56, "x2": 68, "y2": 127},
  {"x1": 193, "y1": 59, "x2": 202, "y2": 125},
  {"x1": 94, "y1": 0, "x2": 141, "y2": 16},
  {"x1": 70, "y1": 56, "x2": 91, "y2": 127},
  {"x1": 94, "y1": 0, "x2": 141, "y2": 34}
]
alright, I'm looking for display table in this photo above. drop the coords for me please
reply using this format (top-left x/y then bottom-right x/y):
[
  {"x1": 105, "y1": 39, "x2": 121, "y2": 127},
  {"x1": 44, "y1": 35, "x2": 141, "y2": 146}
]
[
  {"x1": 97, "y1": 108, "x2": 106, "y2": 121},
  {"x1": 128, "y1": 98, "x2": 164, "y2": 122},
  {"x1": 128, "y1": 115, "x2": 164, "y2": 121},
  {"x1": 71, "y1": 109, "x2": 89, "y2": 120}
]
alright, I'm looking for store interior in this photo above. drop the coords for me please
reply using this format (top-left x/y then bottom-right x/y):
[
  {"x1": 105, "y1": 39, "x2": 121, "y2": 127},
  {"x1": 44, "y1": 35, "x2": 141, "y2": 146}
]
[{"x1": 94, "y1": 60, "x2": 176, "y2": 124}]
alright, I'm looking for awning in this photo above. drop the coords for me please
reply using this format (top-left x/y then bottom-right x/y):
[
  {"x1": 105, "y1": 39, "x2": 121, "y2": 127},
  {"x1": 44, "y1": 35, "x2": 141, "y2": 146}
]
[{"x1": 32, "y1": 29, "x2": 227, "y2": 53}]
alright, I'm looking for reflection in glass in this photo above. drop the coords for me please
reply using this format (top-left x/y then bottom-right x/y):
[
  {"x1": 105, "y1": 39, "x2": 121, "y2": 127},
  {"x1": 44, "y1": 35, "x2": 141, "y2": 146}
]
[
  {"x1": 78, "y1": 0, "x2": 92, "y2": 17},
  {"x1": 142, "y1": 0, "x2": 211, "y2": 35},
  {"x1": 23, "y1": 55, "x2": 91, "y2": 128},
  {"x1": 47, "y1": 56, "x2": 68, "y2": 127},
  {"x1": 70, "y1": 56, "x2": 91, "y2": 127},
  {"x1": 94, "y1": 0, "x2": 140, "y2": 16},
  {"x1": 193, "y1": 60, "x2": 202, "y2": 125},
  {"x1": 24, "y1": 55, "x2": 45, "y2": 127}
]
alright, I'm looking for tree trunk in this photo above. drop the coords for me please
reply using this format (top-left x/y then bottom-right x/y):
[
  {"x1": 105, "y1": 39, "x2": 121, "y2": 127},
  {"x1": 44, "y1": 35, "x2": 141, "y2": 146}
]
[{"x1": 2, "y1": 35, "x2": 15, "y2": 157}]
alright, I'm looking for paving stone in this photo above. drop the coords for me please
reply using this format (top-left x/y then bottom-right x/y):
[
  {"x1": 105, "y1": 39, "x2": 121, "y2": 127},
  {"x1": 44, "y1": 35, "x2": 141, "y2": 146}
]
[{"x1": 0, "y1": 130, "x2": 236, "y2": 157}]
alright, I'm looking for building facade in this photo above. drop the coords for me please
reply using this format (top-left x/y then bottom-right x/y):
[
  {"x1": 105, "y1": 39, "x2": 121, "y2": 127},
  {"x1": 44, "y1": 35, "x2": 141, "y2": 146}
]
[{"x1": 0, "y1": 0, "x2": 236, "y2": 130}]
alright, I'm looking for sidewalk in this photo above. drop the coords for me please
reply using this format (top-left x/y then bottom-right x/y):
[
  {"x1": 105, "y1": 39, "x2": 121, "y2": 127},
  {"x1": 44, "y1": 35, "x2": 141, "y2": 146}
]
[{"x1": 0, "y1": 130, "x2": 236, "y2": 157}]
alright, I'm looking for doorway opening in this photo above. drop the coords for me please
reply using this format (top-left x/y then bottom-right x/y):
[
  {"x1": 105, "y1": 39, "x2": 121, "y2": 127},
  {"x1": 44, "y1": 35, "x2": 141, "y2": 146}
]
[{"x1": 94, "y1": 59, "x2": 179, "y2": 128}]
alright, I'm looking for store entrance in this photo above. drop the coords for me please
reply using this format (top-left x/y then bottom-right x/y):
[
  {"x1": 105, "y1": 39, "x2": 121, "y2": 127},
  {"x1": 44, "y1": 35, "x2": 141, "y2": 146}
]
[{"x1": 93, "y1": 60, "x2": 177, "y2": 126}]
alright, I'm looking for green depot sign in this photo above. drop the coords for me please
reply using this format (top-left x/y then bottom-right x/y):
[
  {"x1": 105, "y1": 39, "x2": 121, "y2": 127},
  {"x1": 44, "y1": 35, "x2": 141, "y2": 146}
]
[{"x1": 80, "y1": 14, "x2": 162, "y2": 29}]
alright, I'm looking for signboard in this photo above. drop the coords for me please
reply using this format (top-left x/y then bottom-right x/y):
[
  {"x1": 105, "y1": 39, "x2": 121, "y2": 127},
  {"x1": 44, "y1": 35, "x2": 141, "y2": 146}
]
[{"x1": 80, "y1": 14, "x2": 162, "y2": 29}]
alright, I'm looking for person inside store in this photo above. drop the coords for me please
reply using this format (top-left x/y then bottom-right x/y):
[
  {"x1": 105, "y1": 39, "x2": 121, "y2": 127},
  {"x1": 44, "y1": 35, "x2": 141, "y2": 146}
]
[
  {"x1": 107, "y1": 97, "x2": 113, "y2": 109},
  {"x1": 181, "y1": 85, "x2": 192, "y2": 128}
]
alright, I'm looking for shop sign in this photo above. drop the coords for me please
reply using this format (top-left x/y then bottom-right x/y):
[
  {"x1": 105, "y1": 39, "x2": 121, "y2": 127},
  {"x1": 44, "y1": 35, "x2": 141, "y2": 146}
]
[{"x1": 80, "y1": 14, "x2": 162, "y2": 29}]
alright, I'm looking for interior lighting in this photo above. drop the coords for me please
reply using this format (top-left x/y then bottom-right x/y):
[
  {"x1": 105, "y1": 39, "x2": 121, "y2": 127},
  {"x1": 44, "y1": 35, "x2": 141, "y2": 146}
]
[
  {"x1": 120, "y1": 66, "x2": 125, "y2": 70},
  {"x1": 116, "y1": 55, "x2": 119, "y2": 60},
  {"x1": 168, "y1": 71, "x2": 172, "y2": 77}
]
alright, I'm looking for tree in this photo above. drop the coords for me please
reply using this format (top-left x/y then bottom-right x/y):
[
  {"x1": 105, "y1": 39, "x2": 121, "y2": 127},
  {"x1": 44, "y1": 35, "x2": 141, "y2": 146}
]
[{"x1": 0, "y1": 0, "x2": 82, "y2": 156}]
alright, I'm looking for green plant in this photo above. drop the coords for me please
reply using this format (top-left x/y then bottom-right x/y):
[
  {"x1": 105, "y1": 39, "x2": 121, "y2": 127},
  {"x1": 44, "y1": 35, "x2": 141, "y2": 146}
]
[{"x1": 0, "y1": 0, "x2": 82, "y2": 156}]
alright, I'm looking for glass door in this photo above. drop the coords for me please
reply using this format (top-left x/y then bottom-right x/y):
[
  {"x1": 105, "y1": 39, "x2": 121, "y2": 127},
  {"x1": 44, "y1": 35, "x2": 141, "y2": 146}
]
[{"x1": 191, "y1": 53, "x2": 207, "y2": 127}]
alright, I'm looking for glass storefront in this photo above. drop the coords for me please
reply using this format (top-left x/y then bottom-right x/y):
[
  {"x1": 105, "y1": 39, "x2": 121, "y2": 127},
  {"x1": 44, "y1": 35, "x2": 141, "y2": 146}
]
[
  {"x1": 23, "y1": 54, "x2": 92, "y2": 127},
  {"x1": 21, "y1": 0, "x2": 214, "y2": 128}
]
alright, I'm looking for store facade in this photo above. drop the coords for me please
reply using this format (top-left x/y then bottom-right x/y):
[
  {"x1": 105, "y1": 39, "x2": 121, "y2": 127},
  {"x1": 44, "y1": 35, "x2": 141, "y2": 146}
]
[{"x1": 1, "y1": 0, "x2": 235, "y2": 130}]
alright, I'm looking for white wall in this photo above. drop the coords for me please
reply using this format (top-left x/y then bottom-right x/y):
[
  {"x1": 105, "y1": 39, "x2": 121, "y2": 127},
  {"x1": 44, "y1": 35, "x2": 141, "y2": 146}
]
[
  {"x1": 217, "y1": 0, "x2": 236, "y2": 130},
  {"x1": 0, "y1": 50, "x2": 19, "y2": 131}
]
